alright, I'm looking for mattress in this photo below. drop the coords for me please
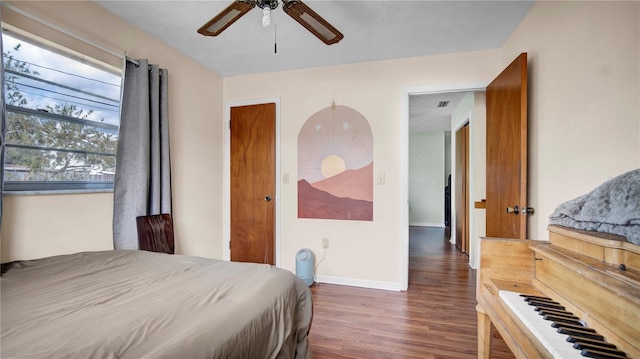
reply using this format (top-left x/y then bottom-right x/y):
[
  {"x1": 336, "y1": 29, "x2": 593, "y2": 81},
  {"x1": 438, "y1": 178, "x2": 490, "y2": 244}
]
[{"x1": 0, "y1": 250, "x2": 312, "y2": 358}]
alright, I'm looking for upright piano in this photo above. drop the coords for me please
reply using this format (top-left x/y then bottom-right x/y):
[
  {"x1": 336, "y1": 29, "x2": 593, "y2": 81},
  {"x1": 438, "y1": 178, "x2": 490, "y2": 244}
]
[{"x1": 477, "y1": 225, "x2": 640, "y2": 359}]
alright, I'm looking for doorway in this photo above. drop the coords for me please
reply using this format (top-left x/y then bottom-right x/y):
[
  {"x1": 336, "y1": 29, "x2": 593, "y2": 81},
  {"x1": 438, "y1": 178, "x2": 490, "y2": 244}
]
[
  {"x1": 230, "y1": 103, "x2": 275, "y2": 264},
  {"x1": 401, "y1": 82, "x2": 488, "y2": 291},
  {"x1": 223, "y1": 98, "x2": 282, "y2": 266}
]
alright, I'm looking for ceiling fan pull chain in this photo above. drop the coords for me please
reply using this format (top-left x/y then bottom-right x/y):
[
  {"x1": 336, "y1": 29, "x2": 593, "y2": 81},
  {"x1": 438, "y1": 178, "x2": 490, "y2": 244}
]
[{"x1": 274, "y1": 24, "x2": 277, "y2": 54}]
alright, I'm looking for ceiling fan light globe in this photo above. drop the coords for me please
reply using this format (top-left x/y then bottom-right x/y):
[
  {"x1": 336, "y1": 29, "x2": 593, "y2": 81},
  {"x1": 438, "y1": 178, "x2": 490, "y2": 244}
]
[{"x1": 262, "y1": 7, "x2": 271, "y2": 27}]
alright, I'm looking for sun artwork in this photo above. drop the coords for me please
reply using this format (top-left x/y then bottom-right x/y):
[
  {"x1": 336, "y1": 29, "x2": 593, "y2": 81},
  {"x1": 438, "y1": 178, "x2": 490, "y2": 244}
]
[
  {"x1": 297, "y1": 105, "x2": 373, "y2": 220},
  {"x1": 320, "y1": 155, "x2": 346, "y2": 178}
]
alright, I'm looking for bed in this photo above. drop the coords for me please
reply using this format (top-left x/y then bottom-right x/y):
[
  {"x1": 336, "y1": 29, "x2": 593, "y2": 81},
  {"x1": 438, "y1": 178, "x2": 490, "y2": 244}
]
[{"x1": 0, "y1": 250, "x2": 313, "y2": 358}]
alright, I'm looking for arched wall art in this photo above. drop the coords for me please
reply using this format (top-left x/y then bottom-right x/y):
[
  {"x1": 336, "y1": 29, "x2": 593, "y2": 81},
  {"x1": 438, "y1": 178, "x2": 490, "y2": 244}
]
[{"x1": 297, "y1": 105, "x2": 373, "y2": 221}]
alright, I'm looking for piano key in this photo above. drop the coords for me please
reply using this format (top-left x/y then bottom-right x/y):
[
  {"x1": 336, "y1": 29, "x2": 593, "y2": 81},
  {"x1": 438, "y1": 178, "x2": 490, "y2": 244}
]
[
  {"x1": 568, "y1": 333, "x2": 609, "y2": 344},
  {"x1": 529, "y1": 300, "x2": 567, "y2": 311},
  {"x1": 520, "y1": 294, "x2": 560, "y2": 302},
  {"x1": 552, "y1": 322, "x2": 597, "y2": 333},
  {"x1": 580, "y1": 347, "x2": 629, "y2": 359},
  {"x1": 537, "y1": 308, "x2": 580, "y2": 320},
  {"x1": 525, "y1": 297, "x2": 562, "y2": 305},
  {"x1": 558, "y1": 327, "x2": 605, "y2": 342},
  {"x1": 527, "y1": 299, "x2": 564, "y2": 307},
  {"x1": 574, "y1": 342, "x2": 628, "y2": 357},
  {"x1": 542, "y1": 314, "x2": 584, "y2": 326},
  {"x1": 500, "y1": 290, "x2": 584, "y2": 359},
  {"x1": 572, "y1": 339, "x2": 619, "y2": 350}
]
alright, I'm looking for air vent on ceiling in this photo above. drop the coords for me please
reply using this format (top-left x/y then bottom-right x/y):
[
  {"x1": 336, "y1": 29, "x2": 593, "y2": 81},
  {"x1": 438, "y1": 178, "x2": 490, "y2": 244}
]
[{"x1": 437, "y1": 101, "x2": 449, "y2": 108}]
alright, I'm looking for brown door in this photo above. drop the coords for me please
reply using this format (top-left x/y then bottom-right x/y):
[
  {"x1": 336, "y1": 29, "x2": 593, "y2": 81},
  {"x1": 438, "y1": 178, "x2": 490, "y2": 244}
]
[
  {"x1": 486, "y1": 53, "x2": 528, "y2": 239},
  {"x1": 230, "y1": 103, "x2": 276, "y2": 264},
  {"x1": 455, "y1": 123, "x2": 469, "y2": 254}
]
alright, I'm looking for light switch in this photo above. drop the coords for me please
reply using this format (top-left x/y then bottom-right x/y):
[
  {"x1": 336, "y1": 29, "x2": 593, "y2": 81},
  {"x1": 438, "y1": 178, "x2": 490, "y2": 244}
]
[
  {"x1": 283, "y1": 173, "x2": 289, "y2": 184},
  {"x1": 376, "y1": 173, "x2": 385, "y2": 185}
]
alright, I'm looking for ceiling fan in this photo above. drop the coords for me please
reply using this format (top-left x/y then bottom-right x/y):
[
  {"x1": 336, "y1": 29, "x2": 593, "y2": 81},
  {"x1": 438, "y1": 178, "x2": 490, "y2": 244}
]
[{"x1": 197, "y1": 0, "x2": 344, "y2": 45}]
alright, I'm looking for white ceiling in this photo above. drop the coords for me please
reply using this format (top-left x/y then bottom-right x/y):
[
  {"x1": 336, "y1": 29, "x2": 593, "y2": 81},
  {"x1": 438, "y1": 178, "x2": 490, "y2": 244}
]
[
  {"x1": 95, "y1": 0, "x2": 534, "y2": 130},
  {"x1": 409, "y1": 91, "x2": 470, "y2": 132}
]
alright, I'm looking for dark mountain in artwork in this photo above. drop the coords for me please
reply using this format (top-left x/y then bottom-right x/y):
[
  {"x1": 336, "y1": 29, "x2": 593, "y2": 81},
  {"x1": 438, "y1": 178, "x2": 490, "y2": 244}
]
[
  {"x1": 310, "y1": 162, "x2": 373, "y2": 201},
  {"x1": 298, "y1": 179, "x2": 373, "y2": 221}
]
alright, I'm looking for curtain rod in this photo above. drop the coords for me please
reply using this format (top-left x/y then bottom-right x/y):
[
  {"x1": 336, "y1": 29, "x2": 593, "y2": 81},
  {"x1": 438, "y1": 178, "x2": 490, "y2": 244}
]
[{"x1": 2, "y1": 3, "x2": 139, "y2": 66}]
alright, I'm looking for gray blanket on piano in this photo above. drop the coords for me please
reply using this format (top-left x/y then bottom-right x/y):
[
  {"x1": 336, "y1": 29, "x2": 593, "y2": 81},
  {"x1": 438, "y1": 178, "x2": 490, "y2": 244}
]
[{"x1": 549, "y1": 168, "x2": 640, "y2": 245}]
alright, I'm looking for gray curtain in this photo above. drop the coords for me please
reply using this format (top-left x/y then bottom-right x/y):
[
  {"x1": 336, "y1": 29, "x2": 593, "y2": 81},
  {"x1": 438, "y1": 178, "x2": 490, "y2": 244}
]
[
  {"x1": 0, "y1": 25, "x2": 6, "y2": 232},
  {"x1": 113, "y1": 59, "x2": 171, "y2": 250}
]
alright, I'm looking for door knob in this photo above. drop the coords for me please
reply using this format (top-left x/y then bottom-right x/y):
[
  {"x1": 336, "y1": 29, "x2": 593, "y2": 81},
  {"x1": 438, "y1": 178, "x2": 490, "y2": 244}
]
[
  {"x1": 264, "y1": 195, "x2": 272, "y2": 202},
  {"x1": 506, "y1": 205, "x2": 519, "y2": 214},
  {"x1": 521, "y1": 207, "x2": 535, "y2": 215}
]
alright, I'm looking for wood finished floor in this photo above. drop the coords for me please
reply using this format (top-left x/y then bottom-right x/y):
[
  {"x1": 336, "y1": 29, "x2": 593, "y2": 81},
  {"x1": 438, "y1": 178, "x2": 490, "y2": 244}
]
[{"x1": 308, "y1": 226, "x2": 515, "y2": 359}]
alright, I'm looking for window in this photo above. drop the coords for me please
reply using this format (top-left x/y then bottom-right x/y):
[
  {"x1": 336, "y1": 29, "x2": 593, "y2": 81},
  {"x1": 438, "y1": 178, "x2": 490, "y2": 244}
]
[{"x1": 2, "y1": 30, "x2": 121, "y2": 192}]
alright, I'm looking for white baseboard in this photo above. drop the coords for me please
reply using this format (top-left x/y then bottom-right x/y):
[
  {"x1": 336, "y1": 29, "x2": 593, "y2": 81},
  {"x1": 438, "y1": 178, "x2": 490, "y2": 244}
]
[
  {"x1": 468, "y1": 260, "x2": 478, "y2": 270},
  {"x1": 409, "y1": 222, "x2": 445, "y2": 227},
  {"x1": 314, "y1": 275, "x2": 401, "y2": 291}
]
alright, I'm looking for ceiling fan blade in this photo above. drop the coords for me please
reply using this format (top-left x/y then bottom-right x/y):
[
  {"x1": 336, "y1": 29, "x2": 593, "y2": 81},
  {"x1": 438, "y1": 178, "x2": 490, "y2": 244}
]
[
  {"x1": 198, "y1": 0, "x2": 256, "y2": 37},
  {"x1": 282, "y1": 0, "x2": 343, "y2": 45}
]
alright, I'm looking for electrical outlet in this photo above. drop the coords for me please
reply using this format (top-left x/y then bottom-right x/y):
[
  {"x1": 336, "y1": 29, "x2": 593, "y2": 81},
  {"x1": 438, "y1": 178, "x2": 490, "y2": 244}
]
[{"x1": 322, "y1": 238, "x2": 329, "y2": 249}]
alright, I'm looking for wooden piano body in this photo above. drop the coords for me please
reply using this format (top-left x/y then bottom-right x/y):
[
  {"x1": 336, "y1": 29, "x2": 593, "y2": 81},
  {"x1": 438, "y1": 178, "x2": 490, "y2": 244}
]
[{"x1": 476, "y1": 225, "x2": 640, "y2": 358}]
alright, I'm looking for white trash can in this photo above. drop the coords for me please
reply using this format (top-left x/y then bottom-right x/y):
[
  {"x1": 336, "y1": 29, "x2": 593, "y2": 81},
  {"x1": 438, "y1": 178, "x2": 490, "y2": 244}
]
[{"x1": 295, "y1": 248, "x2": 314, "y2": 286}]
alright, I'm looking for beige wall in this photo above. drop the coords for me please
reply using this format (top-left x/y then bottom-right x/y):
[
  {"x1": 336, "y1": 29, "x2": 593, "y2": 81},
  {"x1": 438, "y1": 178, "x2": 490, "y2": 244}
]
[
  {"x1": 224, "y1": 52, "x2": 501, "y2": 287},
  {"x1": 1, "y1": 1, "x2": 224, "y2": 262},
  {"x1": 2, "y1": 194, "x2": 113, "y2": 260},
  {"x1": 501, "y1": 1, "x2": 640, "y2": 241},
  {"x1": 409, "y1": 131, "x2": 445, "y2": 227}
]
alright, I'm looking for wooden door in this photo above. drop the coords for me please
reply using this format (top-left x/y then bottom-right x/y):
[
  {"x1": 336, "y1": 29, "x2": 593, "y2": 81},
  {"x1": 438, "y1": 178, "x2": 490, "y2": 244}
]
[
  {"x1": 486, "y1": 53, "x2": 528, "y2": 239},
  {"x1": 230, "y1": 103, "x2": 276, "y2": 264},
  {"x1": 455, "y1": 124, "x2": 469, "y2": 254}
]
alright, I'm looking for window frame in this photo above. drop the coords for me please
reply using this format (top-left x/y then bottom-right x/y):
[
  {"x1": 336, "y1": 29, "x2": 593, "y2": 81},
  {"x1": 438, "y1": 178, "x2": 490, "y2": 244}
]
[{"x1": 2, "y1": 27, "x2": 122, "y2": 194}]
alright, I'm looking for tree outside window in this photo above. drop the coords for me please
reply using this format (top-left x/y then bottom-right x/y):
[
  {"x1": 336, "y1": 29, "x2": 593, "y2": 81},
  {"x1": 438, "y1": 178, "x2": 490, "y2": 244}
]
[{"x1": 2, "y1": 31, "x2": 121, "y2": 191}]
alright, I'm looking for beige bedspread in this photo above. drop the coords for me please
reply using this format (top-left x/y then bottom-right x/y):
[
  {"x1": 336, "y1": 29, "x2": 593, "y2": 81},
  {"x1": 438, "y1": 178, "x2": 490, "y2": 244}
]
[{"x1": 1, "y1": 250, "x2": 312, "y2": 359}]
